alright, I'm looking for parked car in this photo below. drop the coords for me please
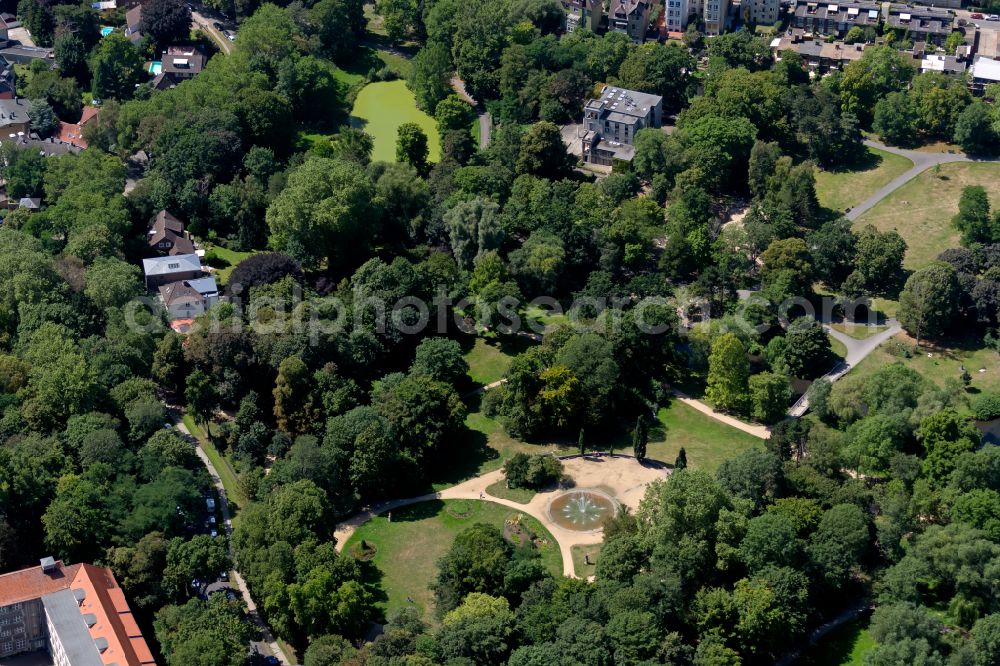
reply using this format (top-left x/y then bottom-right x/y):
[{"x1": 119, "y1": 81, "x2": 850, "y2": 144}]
[
  {"x1": 264, "y1": 657, "x2": 279, "y2": 666},
  {"x1": 989, "y1": 14, "x2": 1000, "y2": 20},
  {"x1": 210, "y1": 529, "x2": 218, "y2": 537},
  {"x1": 972, "y1": 12, "x2": 984, "y2": 18},
  {"x1": 219, "y1": 571, "x2": 229, "y2": 582}
]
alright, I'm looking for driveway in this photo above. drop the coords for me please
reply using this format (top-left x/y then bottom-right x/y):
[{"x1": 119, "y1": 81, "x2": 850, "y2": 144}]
[{"x1": 191, "y1": 10, "x2": 233, "y2": 55}]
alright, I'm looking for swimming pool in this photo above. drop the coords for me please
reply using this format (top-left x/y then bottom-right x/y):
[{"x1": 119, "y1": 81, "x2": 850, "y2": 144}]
[
  {"x1": 149, "y1": 61, "x2": 162, "y2": 75},
  {"x1": 100, "y1": 26, "x2": 113, "y2": 37}
]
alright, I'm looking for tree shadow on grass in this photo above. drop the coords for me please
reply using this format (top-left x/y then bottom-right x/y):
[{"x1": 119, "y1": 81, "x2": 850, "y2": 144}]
[{"x1": 387, "y1": 499, "x2": 447, "y2": 523}]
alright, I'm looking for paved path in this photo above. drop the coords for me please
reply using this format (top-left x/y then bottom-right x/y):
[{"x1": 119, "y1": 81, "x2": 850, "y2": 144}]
[
  {"x1": 334, "y1": 456, "x2": 668, "y2": 578},
  {"x1": 788, "y1": 320, "x2": 902, "y2": 416},
  {"x1": 450, "y1": 77, "x2": 492, "y2": 149},
  {"x1": 174, "y1": 417, "x2": 293, "y2": 665},
  {"x1": 846, "y1": 140, "x2": 979, "y2": 221},
  {"x1": 192, "y1": 10, "x2": 232, "y2": 55}
]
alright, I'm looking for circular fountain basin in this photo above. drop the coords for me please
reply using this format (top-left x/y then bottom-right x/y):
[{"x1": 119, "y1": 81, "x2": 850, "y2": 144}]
[{"x1": 546, "y1": 488, "x2": 618, "y2": 532}]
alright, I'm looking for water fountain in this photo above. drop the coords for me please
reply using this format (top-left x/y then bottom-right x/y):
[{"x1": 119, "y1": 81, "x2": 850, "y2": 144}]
[{"x1": 546, "y1": 488, "x2": 617, "y2": 532}]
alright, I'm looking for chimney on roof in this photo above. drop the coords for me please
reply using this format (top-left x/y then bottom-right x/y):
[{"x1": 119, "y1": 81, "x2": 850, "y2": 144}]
[
  {"x1": 95, "y1": 637, "x2": 109, "y2": 653},
  {"x1": 40, "y1": 556, "x2": 57, "y2": 572}
]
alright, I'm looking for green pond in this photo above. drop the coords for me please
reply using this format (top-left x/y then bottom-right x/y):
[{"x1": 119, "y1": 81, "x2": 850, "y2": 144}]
[{"x1": 350, "y1": 80, "x2": 441, "y2": 164}]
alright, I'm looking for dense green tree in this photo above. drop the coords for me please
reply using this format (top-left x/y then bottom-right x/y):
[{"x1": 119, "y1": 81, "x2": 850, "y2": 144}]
[
  {"x1": 749, "y1": 372, "x2": 791, "y2": 424},
  {"x1": 705, "y1": 333, "x2": 750, "y2": 413},
  {"x1": 516, "y1": 121, "x2": 573, "y2": 179},
  {"x1": 139, "y1": 0, "x2": 192, "y2": 47},
  {"x1": 266, "y1": 158, "x2": 378, "y2": 269},
  {"x1": 396, "y1": 122, "x2": 430, "y2": 175},
  {"x1": 409, "y1": 42, "x2": 454, "y2": 112},
  {"x1": 873, "y1": 92, "x2": 918, "y2": 146},
  {"x1": 898, "y1": 261, "x2": 960, "y2": 345},
  {"x1": 953, "y1": 185, "x2": 996, "y2": 246},
  {"x1": 90, "y1": 33, "x2": 144, "y2": 101}
]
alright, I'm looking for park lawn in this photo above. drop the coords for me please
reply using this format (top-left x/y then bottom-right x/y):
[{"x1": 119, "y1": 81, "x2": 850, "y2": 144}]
[
  {"x1": 463, "y1": 336, "x2": 534, "y2": 386},
  {"x1": 846, "y1": 332, "x2": 1000, "y2": 395},
  {"x1": 485, "y1": 479, "x2": 535, "y2": 504},
  {"x1": 798, "y1": 618, "x2": 875, "y2": 666},
  {"x1": 855, "y1": 162, "x2": 1000, "y2": 269},
  {"x1": 181, "y1": 415, "x2": 246, "y2": 511},
  {"x1": 344, "y1": 499, "x2": 561, "y2": 622},
  {"x1": 571, "y1": 544, "x2": 600, "y2": 579},
  {"x1": 830, "y1": 323, "x2": 889, "y2": 340},
  {"x1": 459, "y1": 407, "x2": 569, "y2": 481},
  {"x1": 351, "y1": 80, "x2": 440, "y2": 163},
  {"x1": 814, "y1": 147, "x2": 913, "y2": 213},
  {"x1": 645, "y1": 400, "x2": 763, "y2": 472},
  {"x1": 829, "y1": 334, "x2": 848, "y2": 359},
  {"x1": 524, "y1": 303, "x2": 571, "y2": 333}
]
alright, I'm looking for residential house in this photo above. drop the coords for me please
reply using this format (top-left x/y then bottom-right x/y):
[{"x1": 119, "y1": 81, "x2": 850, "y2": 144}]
[
  {"x1": 0, "y1": 558, "x2": 154, "y2": 666},
  {"x1": 142, "y1": 253, "x2": 203, "y2": 288},
  {"x1": 125, "y1": 4, "x2": 143, "y2": 42},
  {"x1": 55, "y1": 105, "x2": 99, "y2": 149},
  {"x1": 0, "y1": 97, "x2": 31, "y2": 137},
  {"x1": 772, "y1": 34, "x2": 868, "y2": 71},
  {"x1": 161, "y1": 45, "x2": 207, "y2": 81},
  {"x1": 609, "y1": 0, "x2": 652, "y2": 41},
  {"x1": 921, "y1": 53, "x2": 968, "y2": 74},
  {"x1": 884, "y1": 4, "x2": 954, "y2": 46},
  {"x1": 18, "y1": 197, "x2": 39, "y2": 210},
  {"x1": 564, "y1": 0, "x2": 603, "y2": 32},
  {"x1": 159, "y1": 276, "x2": 219, "y2": 319},
  {"x1": 147, "y1": 209, "x2": 196, "y2": 255},
  {"x1": 792, "y1": 0, "x2": 882, "y2": 37},
  {"x1": 970, "y1": 56, "x2": 1000, "y2": 94},
  {"x1": 0, "y1": 45, "x2": 55, "y2": 66},
  {"x1": 744, "y1": 0, "x2": 781, "y2": 26},
  {"x1": 665, "y1": 0, "x2": 731, "y2": 35},
  {"x1": 581, "y1": 85, "x2": 663, "y2": 166}
]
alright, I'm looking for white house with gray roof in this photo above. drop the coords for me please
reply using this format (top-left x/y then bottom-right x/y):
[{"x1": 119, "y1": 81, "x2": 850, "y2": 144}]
[
  {"x1": 580, "y1": 85, "x2": 662, "y2": 166},
  {"x1": 142, "y1": 253, "x2": 203, "y2": 288}
]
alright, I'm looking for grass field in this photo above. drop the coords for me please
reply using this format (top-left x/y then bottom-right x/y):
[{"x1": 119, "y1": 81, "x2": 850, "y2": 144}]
[
  {"x1": 182, "y1": 415, "x2": 246, "y2": 510},
  {"x1": 646, "y1": 400, "x2": 763, "y2": 471},
  {"x1": 815, "y1": 147, "x2": 913, "y2": 213},
  {"x1": 485, "y1": 479, "x2": 535, "y2": 504},
  {"x1": 830, "y1": 323, "x2": 889, "y2": 340},
  {"x1": 571, "y1": 544, "x2": 599, "y2": 579},
  {"x1": 462, "y1": 393, "x2": 763, "y2": 480},
  {"x1": 847, "y1": 332, "x2": 1000, "y2": 395},
  {"x1": 343, "y1": 499, "x2": 561, "y2": 622},
  {"x1": 798, "y1": 618, "x2": 875, "y2": 666},
  {"x1": 351, "y1": 80, "x2": 440, "y2": 163},
  {"x1": 855, "y1": 162, "x2": 1000, "y2": 269},
  {"x1": 462, "y1": 336, "x2": 534, "y2": 385},
  {"x1": 829, "y1": 334, "x2": 848, "y2": 359}
]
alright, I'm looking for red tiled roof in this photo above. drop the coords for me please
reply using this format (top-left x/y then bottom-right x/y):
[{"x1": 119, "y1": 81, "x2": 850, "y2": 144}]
[
  {"x1": 0, "y1": 561, "x2": 82, "y2": 606},
  {"x1": 73, "y1": 564, "x2": 155, "y2": 666}
]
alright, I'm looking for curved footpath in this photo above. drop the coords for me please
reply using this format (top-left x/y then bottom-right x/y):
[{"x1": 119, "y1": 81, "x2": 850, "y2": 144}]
[
  {"x1": 334, "y1": 456, "x2": 668, "y2": 578},
  {"x1": 788, "y1": 320, "x2": 902, "y2": 416},
  {"x1": 847, "y1": 140, "x2": 995, "y2": 221},
  {"x1": 333, "y1": 470, "x2": 596, "y2": 577}
]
